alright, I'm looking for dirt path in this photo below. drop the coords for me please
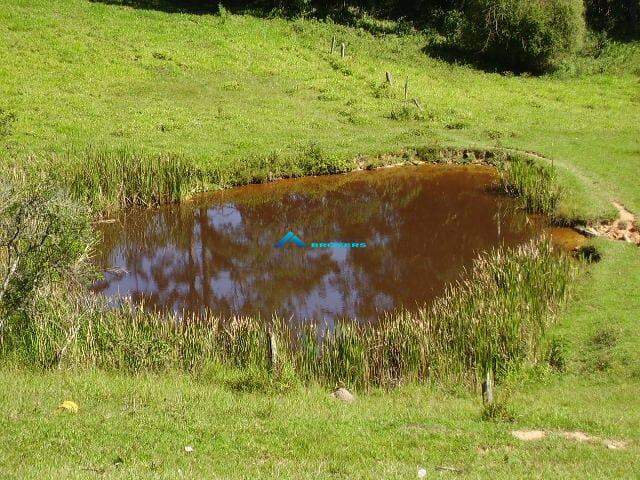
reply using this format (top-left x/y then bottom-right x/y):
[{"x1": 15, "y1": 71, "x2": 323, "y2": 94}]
[
  {"x1": 511, "y1": 429, "x2": 629, "y2": 450},
  {"x1": 593, "y1": 202, "x2": 640, "y2": 245}
]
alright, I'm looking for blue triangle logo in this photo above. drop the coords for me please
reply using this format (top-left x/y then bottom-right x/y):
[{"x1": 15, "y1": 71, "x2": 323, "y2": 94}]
[{"x1": 274, "y1": 231, "x2": 306, "y2": 248}]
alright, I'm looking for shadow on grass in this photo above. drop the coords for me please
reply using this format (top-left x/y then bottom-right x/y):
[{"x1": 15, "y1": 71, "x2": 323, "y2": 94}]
[
  {"x1": 422, "y1": 41, "x2": 538, "y2": 76},
  {"x1": 89, "y1": 1, "x2": 416, "y2": 35},
  {"x1": 89, "y1": 0, "x2": 257, "y2": 15},
  {"x1": 89, "y1": 0, "x2": 544, "y2": 75}
]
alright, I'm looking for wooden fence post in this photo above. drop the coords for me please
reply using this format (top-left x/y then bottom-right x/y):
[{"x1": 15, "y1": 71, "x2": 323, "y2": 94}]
[
  {"x1": 341, "y1": 43, "x2": 346, "y2": 58},
  {"x1": 482, "y1": 365, "x2": 494, "y2": 405},
  {"x1": 268, "y1": 327, "x2": 278, "y2": 372}
]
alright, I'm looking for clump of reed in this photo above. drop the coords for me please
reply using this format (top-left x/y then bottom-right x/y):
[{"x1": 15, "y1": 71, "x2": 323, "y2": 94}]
[
  {"x1": 49, "y1": 144, "x2": 357, "y2": 211},
  {"x1": 57, "y1": 149, "x2": 203, "y2": 211},
  {"x1": 2, "y1": 239, "x2": 573, "y2": 389},
  {"x1": 497, "y1": 153, "x2": 562, "y2": 214}
]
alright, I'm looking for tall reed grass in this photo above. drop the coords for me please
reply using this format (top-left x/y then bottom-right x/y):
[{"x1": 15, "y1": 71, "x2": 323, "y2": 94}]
[
  {"x1": 57, "y1": 149, "x2": 203, "y2": 211},
  {"x1": 409, "y1": 147, "x2": 562, "y2": 216},
  {"x1": 3, "y1": 239, "x2": 572, "y2": 389},
  {"x1": 23, "y1": 146, "x2": 559, "y2": 218},
  {"x1": 497, "y1": 153, "x2": 561, "y2": 214},
  {"x1": 1, "y1": 147, "x2": 572, "y2": 389},
  {"x1": 44, "y1": 145, "x2": 356, "y2": 212}
]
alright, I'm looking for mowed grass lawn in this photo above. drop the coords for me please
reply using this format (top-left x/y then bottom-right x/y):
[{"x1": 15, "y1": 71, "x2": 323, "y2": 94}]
[{"x1": 1, "y1": 0, "x2": 639, "y2": 478}]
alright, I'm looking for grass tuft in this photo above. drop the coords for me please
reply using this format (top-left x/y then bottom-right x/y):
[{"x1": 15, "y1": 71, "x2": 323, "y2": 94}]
[
  {"x1": 497, "y1": 154, "x2": 562, "y2": 214},
  {"x1": 57, "y1": 149, "x2": 202, "y2": 211}
]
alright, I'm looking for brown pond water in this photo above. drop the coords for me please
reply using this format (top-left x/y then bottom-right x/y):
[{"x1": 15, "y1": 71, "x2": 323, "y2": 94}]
[{"x1": 93, "y1": 164, "x2": 583, "y2": 325}]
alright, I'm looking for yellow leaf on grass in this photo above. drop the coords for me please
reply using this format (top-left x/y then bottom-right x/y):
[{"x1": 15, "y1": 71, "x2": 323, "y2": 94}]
[{"x1": 58, "y1": 400, "x2": 79, "y2": 413}]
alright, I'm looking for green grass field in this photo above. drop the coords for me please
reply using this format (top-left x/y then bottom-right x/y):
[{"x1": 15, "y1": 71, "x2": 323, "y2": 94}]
[
  {"x1": 2, "y1": 0, "x2": 639, "y2": 215},
  {"x1": 1, "y1": 0, "x2": 639, "y2": 478}
]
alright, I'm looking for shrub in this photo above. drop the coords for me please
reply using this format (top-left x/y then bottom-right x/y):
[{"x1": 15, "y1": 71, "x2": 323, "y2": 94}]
[
  {"x1": 481, "y1": 400, "x2": 515, "y2": 422},
  {"x1": 0, "y1": 171, "x2": 93, "y2": 341},
  {"x1": 245, "y1": 0, "x2": 314, "y2": 17},
  {"x1": 459, "y1": 0, "x2": 586, "y2": 72},
  {"x1": 298, "y1": 142, "x2": 353, "y2": 175},
  {"x1": 585, "y1": 0, "x2": 640, "y2": 39}
]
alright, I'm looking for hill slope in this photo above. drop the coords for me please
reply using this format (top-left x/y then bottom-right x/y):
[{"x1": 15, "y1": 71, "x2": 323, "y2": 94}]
[{"x1": 1, "y1": 0, "x2": 639, "y2": 214}]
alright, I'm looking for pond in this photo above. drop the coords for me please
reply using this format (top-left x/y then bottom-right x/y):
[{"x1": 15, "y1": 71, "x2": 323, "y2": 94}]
[{"x1": 92, "y1": 164, "x2": 582, "y2": 325}]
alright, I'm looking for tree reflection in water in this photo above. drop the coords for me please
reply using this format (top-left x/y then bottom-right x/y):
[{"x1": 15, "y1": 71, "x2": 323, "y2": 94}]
[{"x1": 93, "y1": 165, "x2": 541, "y2": 325}]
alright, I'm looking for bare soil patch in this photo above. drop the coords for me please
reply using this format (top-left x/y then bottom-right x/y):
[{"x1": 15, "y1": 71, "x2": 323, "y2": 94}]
[{"x1": 511, "y1": 429, "x2": 629, "y2": 450}]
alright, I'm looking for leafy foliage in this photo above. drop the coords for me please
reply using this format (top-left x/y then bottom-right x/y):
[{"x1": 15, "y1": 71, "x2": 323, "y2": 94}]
[
  {"x1": 585, "y1": 0, "x2": 640, "y2": 39},
  {"x1": 458, "y1": 0, "x2": 586, "y2": 72},
  {"x1": 0, "y1": 172, "x2": 93, "y2": 317}
]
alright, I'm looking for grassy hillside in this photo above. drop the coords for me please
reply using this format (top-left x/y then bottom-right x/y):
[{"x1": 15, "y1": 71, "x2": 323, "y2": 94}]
[
  {"x1": 1, "y1": 0, "x2": 639, "y2": 216},
  {"x1": 1, "y1": 1, "x2": 639, "y2": 478}
]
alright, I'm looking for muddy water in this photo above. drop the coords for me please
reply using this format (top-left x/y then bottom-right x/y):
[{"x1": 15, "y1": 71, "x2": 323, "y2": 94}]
[{"x1": 93, "y1": 165, "x2": 582, "y2": 325}]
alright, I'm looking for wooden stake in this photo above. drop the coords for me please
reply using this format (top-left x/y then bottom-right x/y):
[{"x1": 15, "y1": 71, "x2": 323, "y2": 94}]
[
  {"x1": 482, "y1": 366, "x2": 494, "y2": 405},
  {"x1": 341, "y1": 43, "x2": 346, "y2": 58},
  {"x1": 404, "y1": 78, "x2": 409, "y2": 100},
  {"x1": 385, "y1": 71, "x2": 393, "y2": 85},
  {"x1": 331, "y1": 36, "x2": 336, "y2": 54},
  {"x1": 268, "y1": 327, "x2": 278, "y2": 372}
]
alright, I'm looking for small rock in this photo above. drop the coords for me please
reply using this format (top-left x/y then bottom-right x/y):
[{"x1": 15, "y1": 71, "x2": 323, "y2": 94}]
[
  {"x1": 184, "y1": 446, "x2": 194, "y2": 453},
  {"x1": 511, "y1": 430, "x2": 547, "y2": 441},
  {"x1": 574, "y1": 225, "x2": 599, "y2": 238},
  {"x1": 417, "y1": 467, "x2": 427, "y2": 478},
  {"x1": 604, "y1": 439, "x2": 628, "y2": 450},
  {"x1": 331, "y1": 387, "x2": 356, "y2": 403}
]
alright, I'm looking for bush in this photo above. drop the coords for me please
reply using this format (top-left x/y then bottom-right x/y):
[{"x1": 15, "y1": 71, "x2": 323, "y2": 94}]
[
  {"x1": 585, "y1": 0, "x2": 640, "y2": 39},
  {"x1": 238, "y1": 0, "x2": 314, "y2": 16},
  {"x1": 0, "y1": 172, "x2": 93, "y2": 318},
  {"x1": 459, "y1": 0, "x2": 586, "y2": 72}
]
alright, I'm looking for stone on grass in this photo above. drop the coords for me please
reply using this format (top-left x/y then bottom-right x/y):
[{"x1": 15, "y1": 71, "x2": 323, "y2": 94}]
[
  {"x1": 604, "y1": 439, "x2": 628, "y2": 450},
  {"x1": 331, "y1": 388, "x2": 356, "y2": 403},
  {"x1": 57, "y1": 400, "x2": 79, "y2": 414}
]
